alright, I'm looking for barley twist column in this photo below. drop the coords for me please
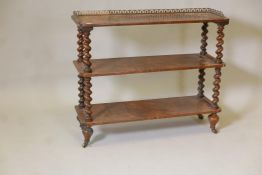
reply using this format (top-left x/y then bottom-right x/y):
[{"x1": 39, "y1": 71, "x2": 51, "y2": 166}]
[
  {"x1": 208, "y1": 23, "x2": 225, "y2": 133},
  {"x1": 82, "y1": 27, "x2": 93, "y2": 122},
  {"x1": 78, "y1": 27, "x2": 94, "y2": 147},
  {"x1": 212, "y1": 24, "x2": 224, "y2": 107},
  {"x1": 197, "y1": 23, "x2": 208, "y2": 120},
  {"x1": 77, "y1": 28, "x2": 85, "y2": 108},
  {"x1": 77, "y1": 28, "x2": 84, "y2": 62},
  {"x1": 200, "y1": 22, "x2": 208, "y2": 56},
  {"x1": 215, "y1": 24, "x2": 224, "y2": 64},
  {"x1": 82, "y1": 27, "x2": 93, "y2": 72}
]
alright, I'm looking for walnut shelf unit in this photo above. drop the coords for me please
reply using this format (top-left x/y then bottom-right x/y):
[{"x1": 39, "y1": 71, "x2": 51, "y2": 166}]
[{"x1": 71, "y1": 8, "x2": 229, "y2": 147}]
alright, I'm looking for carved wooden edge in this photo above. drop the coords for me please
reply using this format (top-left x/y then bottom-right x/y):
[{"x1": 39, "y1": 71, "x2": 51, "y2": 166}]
[{"x1": 73, "y1": 8, "x2": 225, "y2": 17}]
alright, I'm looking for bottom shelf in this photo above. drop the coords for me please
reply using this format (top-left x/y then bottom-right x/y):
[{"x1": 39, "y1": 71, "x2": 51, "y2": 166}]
[{"x1": 75, "y1": 95, "x2": 220, "y2": 126}]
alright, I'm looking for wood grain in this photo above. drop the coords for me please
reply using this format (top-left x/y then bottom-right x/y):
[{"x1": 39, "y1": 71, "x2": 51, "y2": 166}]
[
  {"x1": 74, "y1": 53, "x2": 224, "y2": 77},
  {"x1": 75, "y1": 95, "x2": 220, "y2": 125}
]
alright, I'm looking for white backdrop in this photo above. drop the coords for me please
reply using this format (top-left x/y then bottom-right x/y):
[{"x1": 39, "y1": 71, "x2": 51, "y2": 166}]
[{"x1": 1, "y1": 0, "x2": 262, "y2": 175}]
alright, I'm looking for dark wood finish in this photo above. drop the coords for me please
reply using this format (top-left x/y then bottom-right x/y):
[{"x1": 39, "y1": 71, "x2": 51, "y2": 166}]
[
  {"x1": 72, "y1": 8, "x2": 229, "y2": 147},
  {"x1": 83, "y1": 77, "x2": 92, "y2": 122},
  {"x1": 212, "y1": 68, "x2": 222, "y2": 107},
  {"x1": 200, "y1": 23, "x2": 208, "y2": 56},
  {"x1": 72, "y1": 8, "x2": 229, "y2": 27},
  {"x1": 212, "y1": 24, "x2": 225, "y2": 107},
  {"x1": 77, "y1": 28, "x2": 84, "y2": 62},
  {"x1": 78, "y1": 75, "x2": 85, "y2": 108},
  {"x1": 75, "y1": 96, "x2": 220, "y2": 126},
  {"x1": 197, "y1": 69, "x2": 206, "y2": 97},
  {"x1": 76, "y1": 27, "x2": 93, "y2": 147},
  {"x1": 215, "y1": 24, "x2": 225, "y2": 64},
  {"x1": 74, "y1": 53, "x2": 224, "y2": 77},
  {"x1": 76, "y1": 27, "x2": 94, "y2": 147},
  {"x1": 77, "y1": 28, "x2": 85, "y2": 108},
  {"x1": 197, "y1": 23, "x2": 208, "y2": 98},
  {"x1": 80, "y1": 27, "x2": 93, "y2": 122}
]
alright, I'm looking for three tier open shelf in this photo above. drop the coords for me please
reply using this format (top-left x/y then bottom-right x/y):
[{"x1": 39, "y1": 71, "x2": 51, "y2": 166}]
[{"x1": 71, "y1": 8, "x2": 229, "y2": 147}]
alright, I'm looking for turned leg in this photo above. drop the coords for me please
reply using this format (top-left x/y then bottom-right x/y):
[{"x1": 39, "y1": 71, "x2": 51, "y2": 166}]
[
  {"x1": 76, "y1": 26, "x2": 94, "y2": 147},
  {"x1": 208, "y1": 23, "x2": 225, "y2": 133},
  {"x1": 80, "y1": 124, "x2": 93, "y2": 148},
  {"x1": 208, "y1": 113, "x2": 219, "y2": 133},
  {"x1": 197, "y1": 23, "x2": 208, "y2": 120},
  {"x1": 77, "y1": 75, "x2": 93, "y2": 147}
]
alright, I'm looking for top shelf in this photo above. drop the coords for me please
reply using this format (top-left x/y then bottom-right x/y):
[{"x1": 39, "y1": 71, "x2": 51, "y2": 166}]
[{"x1": 72, "y1": 8, "x2": 229, "y2": 27}]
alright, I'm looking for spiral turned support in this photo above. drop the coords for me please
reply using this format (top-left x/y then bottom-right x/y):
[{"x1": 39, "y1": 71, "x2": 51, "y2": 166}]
[
  {"x1": 208, "y1": 24, "x2": 225, "y2": 133},
  {"x1": 77, "y1": 27, "x2": 84, "y2": 62},
  {"x1": 210, "y1": 68, "x2": 221, "y2": 132},
  {"x1": 82, "y1": 27, "x2": 93, "y2": 72},
  {"x1": 78, "y1": 75, "x2": 85, "y2": 108},
  {"x1": 212, "y1": 24, "x2": 225, "y2": 107},
  {"x1": 76, "y1": 27, "x2": 94, "y2": 147},
  {"x1": 77, "y1": 27, "x2": 85, "y2": 108},
  {"x1": 212, "y1": 68, "x2": 221, "y2": 107},
  {"x1": 215, "y1": 24, "x2": 225, "y2": 64},
  {"x1": 197, "y1": 23, "x2": 208, "y2": 120},
  {"x1": 197, "y1": 69, "x2": 206, "y2": 98},
  {"x1": 200, "y1": 23, "x2": 208, "y2": 56},
  {"x1": 83, "y1": 77, "x2": 92, "y2": 122}
]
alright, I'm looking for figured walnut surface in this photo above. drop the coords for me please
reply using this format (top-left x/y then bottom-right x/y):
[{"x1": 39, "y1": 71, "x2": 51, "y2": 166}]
[
  {"x1": 75, "y1": 95, "x2": 220, "y2": 125},
  {"x1": 73, "y1": 53, "x2": 224, "y2": 77},
  {"x1": 72, "y1": 8, "x2": 229, "y2": 27}
]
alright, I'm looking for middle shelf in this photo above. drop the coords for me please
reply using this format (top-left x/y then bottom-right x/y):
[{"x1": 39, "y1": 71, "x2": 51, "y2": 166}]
[{"x1": 74, "y1": 53, "x2": 223, "y2": 77}]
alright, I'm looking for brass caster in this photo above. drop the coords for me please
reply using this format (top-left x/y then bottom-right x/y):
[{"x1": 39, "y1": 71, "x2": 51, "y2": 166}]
[
  {"x1": 208, "y1": 113, "x2": 219, "y2": 134},
  {"x1": 82, "y1": 141, "x2": 89, "y2": 148},
  {"x1": 211, "y1": 128, "x2": 218, "y2": 134},
  {"x1": 198, "y1": 114, "x2": 204, "y2": 120},
  {"x1": 81, "y1": 126, "x2": 93, "y2": 148}
]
